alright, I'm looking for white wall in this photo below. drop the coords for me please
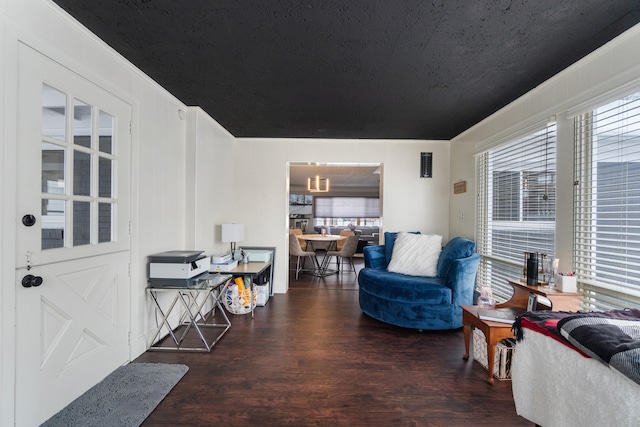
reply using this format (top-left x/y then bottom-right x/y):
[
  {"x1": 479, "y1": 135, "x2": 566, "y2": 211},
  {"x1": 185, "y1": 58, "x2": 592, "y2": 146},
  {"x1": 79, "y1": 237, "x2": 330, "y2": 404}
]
[
  {"x1": 232, "y1": 138, "x2": 451, "y2": 294},
  {"x1": 450, "y1": 23, "x2": 640, "y2": 274},
  {"x1": 0, "y1": 1, "x2": 234, "y2": 423},
  {"x1": 186, "y1": 107, "x2": 237, "y2": 252}
]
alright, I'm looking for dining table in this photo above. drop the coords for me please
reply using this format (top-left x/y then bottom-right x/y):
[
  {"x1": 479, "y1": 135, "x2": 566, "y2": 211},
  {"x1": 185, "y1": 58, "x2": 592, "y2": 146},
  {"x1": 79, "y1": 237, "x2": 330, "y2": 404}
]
[{"x1": 297, "y1": 234, "x2": 347, "y2": 277}]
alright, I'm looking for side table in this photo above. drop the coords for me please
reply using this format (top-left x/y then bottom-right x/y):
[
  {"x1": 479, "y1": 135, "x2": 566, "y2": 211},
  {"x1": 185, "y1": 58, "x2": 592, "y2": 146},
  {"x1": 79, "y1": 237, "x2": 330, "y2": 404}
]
[
  {"x1": 461, "y1": 305, "x2": 515, "y2": 385},
  {"x1": 147, "y1": 273, "x2": 232, "y2": 352}
]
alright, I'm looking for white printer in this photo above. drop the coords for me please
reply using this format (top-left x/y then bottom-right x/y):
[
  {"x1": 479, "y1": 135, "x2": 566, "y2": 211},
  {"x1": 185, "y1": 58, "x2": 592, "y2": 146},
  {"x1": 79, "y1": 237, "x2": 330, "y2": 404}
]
[{"x1": 148, "y1": 250, "x2": 211, "y2": 288}]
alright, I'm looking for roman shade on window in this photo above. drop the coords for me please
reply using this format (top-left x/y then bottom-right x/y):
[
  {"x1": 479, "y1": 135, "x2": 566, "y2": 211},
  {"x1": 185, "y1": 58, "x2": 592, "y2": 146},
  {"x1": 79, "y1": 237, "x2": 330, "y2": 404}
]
[
  {"x1": 574, "y1": 91, "x2": 640, "y2": 310},
  {"x1": 476, "y1": 125, "x2": 557, "y2": 301},
  {"x1": 314, "y1": 197, "x2": 379, "y2": 218}
]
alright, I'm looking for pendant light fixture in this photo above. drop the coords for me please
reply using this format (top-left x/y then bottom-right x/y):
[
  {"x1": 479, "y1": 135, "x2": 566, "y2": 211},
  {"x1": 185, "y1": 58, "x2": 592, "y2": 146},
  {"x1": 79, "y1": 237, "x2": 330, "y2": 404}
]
[{"x1": 307, "y1": 175, "x2": 330, "y2": 192}]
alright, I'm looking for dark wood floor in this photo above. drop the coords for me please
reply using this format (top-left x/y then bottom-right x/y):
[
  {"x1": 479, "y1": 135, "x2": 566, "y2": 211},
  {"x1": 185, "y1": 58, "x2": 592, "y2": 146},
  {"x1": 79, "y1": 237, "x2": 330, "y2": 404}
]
[{"x1": 136, "y1": 257, "x2": 533, "y2": 426}]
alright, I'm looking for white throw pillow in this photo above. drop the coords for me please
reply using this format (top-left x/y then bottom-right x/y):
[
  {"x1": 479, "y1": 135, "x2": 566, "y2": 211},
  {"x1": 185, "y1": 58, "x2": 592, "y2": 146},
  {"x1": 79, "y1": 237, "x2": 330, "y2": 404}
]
[{"x1": 387, "y1": 232, "x2": 442, "y2": 277}]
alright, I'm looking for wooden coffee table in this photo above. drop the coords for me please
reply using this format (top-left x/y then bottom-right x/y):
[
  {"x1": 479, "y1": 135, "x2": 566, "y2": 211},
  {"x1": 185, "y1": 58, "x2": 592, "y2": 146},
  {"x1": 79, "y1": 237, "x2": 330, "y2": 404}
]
[{"x1": 461, "y1": 305, "x2": 515, "y2": 384}]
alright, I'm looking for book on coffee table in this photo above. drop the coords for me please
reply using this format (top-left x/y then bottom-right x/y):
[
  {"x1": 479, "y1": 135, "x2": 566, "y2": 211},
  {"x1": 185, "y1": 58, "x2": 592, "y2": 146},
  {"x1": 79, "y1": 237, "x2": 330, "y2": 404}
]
[{"x1": 477, "y1": 307, "x2": 526, "y2": 324}]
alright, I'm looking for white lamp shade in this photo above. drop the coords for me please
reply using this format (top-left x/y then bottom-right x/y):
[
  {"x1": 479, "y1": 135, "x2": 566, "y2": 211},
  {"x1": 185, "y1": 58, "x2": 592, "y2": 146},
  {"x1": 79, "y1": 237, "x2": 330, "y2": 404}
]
[{"x1": 221, "y1": 223, "x2": 244, "y2": 243}]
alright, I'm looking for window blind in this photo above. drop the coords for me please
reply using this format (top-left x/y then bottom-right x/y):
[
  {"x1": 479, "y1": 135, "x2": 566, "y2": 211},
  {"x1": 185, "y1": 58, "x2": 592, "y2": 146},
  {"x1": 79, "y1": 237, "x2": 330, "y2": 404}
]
[
  {"x1": 314, "y1": 197, "x2": 380, "y2": 218},
  {"x1": 477, "y1": 125, "x2": 557, "y2": 301},
  {"x1": 574, "y1": 91, "x2": 640, "y2": 311}
]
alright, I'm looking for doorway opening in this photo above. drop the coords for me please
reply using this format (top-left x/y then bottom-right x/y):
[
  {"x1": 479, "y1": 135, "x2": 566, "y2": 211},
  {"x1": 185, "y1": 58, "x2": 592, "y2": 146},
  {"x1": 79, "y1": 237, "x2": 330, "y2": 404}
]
[{"x1": 287, "y1": 162, "x2": 383, "y2": 286}]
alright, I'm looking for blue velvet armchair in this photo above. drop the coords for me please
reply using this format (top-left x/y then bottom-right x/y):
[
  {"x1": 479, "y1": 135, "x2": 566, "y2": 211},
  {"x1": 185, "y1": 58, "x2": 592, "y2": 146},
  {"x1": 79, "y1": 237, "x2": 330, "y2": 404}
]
[{"x1": 358, "y1": 234, "x2": 480, "y2": 330}]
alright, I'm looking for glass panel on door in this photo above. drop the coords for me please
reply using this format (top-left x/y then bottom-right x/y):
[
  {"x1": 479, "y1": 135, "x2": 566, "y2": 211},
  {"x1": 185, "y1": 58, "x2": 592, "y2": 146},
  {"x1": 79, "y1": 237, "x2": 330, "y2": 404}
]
[
  {"x1": 98, "y1": 202, "x2": 113, "y2": 243},
  {"x1": 42, "y1": 84, "x2": 66, "y2": 141},
  {"x1": 73, "y1": 150, "x2": 91, "y2": 196},
  {"x1": 41, "y1": 141, "x2": 65, "y2": 249},
  {"x1": 99, "y1": 157, "x2": 112, "y2": 198},
  {"x1": 73, "y1": 98, "x2": 92, "y2": 148},
  {"x1": 73, "y1": 201, "x2": 90, "y2": 246},
  {"x1": 99, "y1": 110, "x2": 114, "y2": 154}
]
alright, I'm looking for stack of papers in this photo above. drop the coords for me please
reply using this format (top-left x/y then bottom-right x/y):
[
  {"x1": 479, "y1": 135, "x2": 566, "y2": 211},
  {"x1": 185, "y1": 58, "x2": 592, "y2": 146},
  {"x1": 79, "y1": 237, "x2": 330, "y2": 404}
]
[
  {"x1": 211, "y1": 253, "x2": 233, "y2": 264},
  {"x1": 477, "y1": 307, "x2": 526, "y2": 324},
  {"x1": 210, "y1": 259, "x2": 238, "y2": 272}
]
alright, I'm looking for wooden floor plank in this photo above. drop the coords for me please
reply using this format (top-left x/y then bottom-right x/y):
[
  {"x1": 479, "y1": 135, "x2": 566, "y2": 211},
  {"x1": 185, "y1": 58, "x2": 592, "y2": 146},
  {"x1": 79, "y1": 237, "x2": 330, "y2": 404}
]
[{"x1": 136, "y1": 257, "x2": 533, "y2": 426}]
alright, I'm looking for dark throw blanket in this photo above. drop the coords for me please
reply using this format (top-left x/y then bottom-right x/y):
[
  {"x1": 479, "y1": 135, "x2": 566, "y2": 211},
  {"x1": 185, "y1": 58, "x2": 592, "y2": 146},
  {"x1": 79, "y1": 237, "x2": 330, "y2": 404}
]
[
  {"x1": 513, "y1": 310, "x2": 589, "y2": 354},
  {"x1": 557, "y1": 309, "x2": 640, "y2": 386}
]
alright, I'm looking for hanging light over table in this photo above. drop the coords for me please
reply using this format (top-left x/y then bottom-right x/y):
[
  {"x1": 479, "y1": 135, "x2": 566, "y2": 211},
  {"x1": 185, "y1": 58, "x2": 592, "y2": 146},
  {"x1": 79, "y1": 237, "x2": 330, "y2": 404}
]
[{"x1": 307, "y1": 175, "x2": 329, "y2": 192}]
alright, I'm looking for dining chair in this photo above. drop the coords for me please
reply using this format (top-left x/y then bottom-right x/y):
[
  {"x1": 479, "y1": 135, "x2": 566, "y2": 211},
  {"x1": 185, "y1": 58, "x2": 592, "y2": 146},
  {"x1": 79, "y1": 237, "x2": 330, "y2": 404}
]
[
  {"x1": 289, "y1": 233, "x2": 319, "y2": 279},
  {"x1": 336, "y1": 229, "x2": 355, "y2": 251},
  {"x1": 326, "y1": 234, "x2": 359, "y2": 273},
  {"x1": 289, "y1": 228, "x2": 307, "y2": 250}
]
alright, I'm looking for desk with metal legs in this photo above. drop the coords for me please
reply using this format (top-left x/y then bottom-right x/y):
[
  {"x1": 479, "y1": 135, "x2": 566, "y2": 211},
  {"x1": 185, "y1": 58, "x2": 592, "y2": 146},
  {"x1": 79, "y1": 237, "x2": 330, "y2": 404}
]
[{"x1": 147, "y1": 273, "x2": 232, "y2": 352}]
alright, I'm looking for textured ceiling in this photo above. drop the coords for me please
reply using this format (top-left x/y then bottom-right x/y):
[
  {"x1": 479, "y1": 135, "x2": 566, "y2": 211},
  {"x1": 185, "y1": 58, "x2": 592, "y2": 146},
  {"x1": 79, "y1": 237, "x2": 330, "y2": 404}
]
[{"x1": 52, "y1": 0, "x2": 640, "y2": 140}]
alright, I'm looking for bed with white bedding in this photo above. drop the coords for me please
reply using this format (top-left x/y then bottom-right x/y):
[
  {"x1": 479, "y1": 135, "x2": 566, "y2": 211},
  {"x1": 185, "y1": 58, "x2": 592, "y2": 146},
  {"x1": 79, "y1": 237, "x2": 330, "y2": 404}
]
[{"x1": 511, "y1": 309, "x2": 640, "y2": 427}]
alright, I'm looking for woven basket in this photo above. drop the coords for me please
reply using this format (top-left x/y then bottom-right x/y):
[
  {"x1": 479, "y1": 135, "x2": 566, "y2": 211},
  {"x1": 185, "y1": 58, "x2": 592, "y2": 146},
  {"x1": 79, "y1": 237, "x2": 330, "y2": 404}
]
[{"x1": 223, "y1": 285, "x2": 257, "y2": 315}]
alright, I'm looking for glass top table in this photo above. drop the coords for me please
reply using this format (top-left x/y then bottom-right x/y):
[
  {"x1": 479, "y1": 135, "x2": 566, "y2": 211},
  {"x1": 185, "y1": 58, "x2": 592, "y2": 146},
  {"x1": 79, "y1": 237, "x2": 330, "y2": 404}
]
[{"x1": 147, "y1": 273, "x2": 233, "y2": 352}]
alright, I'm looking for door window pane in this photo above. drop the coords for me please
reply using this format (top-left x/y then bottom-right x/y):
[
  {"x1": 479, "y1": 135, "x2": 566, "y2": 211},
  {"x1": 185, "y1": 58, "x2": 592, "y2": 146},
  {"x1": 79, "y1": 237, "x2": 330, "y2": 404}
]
[
  {"x1": 98, "y1": 202, "x2": 113, "y2": 243},
  {"x1": 99, "y1": 157, "x2": 112, "y2": 198},
  {"x1": 42, "y1": 142, "x2": 65, "y2": 194},
  {"x1": 99, "y1": 111, "x2": 114, "y2": 154},
  {"x1": 73, "y1": 150, "x2": 91, "y2": 196},
  {"x1": 74, "y1": 99, "x2": 92, "y2": 148},
  {"x1": 41, "y1": 198, "x2": 64, "y2": 249},
  {"x1": 73, "y1": 201, "x2": 90, "y2": 246},
  {"x1": 42, "y1": 84, "x2": 66, "y2": 141}
]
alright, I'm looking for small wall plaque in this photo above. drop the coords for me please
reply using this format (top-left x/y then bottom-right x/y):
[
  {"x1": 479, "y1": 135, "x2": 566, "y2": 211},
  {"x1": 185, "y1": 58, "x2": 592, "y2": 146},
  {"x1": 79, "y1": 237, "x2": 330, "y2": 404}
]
[{"x1": 454, "y1": 181, "x2": 467, "y2": 194}]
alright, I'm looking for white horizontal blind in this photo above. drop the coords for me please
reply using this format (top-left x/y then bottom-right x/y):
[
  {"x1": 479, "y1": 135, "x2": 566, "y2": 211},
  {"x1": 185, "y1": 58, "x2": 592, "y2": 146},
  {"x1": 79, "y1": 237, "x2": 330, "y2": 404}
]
[
  {"x1": 574, "y1": 91, "x2": 640, "y2": 311},
  {"x1": 477, "y1": 125, "x2": 557, "y2": 301},
  {"x1": 314, "y1": 197, "x2": 379, "y2": 218}
]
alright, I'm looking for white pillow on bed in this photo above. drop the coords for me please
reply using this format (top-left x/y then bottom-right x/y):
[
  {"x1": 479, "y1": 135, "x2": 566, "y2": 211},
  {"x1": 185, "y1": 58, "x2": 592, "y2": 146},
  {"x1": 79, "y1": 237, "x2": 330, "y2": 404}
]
[{"x1": 387, "y1": 232, "x2": 442, "y2": 277}]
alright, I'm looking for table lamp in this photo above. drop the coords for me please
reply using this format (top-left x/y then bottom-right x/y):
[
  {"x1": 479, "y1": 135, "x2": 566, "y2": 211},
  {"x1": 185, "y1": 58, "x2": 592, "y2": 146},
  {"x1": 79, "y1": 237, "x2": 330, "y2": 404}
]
[{"x1": 221, "y1": 223, "x2": 244, "y2": 260}]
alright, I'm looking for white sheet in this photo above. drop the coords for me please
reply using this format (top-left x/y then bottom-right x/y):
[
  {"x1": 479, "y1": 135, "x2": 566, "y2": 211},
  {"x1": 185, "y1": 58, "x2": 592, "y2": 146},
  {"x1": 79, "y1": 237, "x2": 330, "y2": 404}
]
[{"x1": 512, "y1": 328, "x2": 640, "y2": 427}]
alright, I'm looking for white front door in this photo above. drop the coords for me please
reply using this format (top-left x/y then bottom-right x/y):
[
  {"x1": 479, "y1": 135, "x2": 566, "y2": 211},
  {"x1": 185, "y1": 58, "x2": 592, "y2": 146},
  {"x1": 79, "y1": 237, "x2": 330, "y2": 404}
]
[{"x1": 14, "y1": 44, "x2": 132, "y2": 426}]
